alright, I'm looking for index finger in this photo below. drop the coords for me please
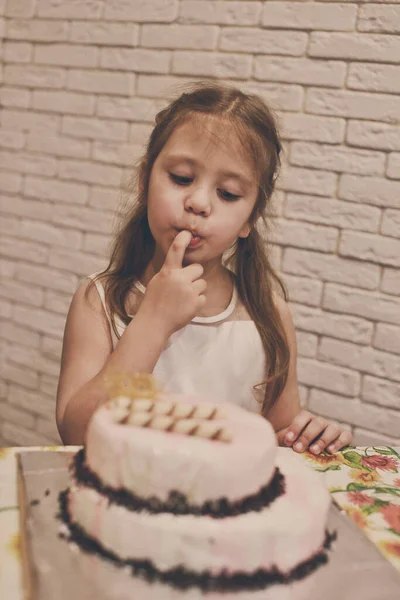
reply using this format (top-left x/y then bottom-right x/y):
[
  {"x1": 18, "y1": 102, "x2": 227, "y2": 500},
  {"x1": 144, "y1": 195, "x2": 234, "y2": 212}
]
[{"x1": 163, "y1": 230, "x2": 192, "y2": 269}]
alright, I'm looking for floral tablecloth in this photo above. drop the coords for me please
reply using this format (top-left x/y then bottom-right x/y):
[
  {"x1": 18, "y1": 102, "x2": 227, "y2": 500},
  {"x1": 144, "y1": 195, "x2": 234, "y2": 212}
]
[{"x1": 1, "y1": 445, "x2": 399, "y2": 600}]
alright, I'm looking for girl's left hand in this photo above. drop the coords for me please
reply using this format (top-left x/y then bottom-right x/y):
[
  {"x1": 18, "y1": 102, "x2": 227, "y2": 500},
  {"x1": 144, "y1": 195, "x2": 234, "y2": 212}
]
[{"x1": 277, "y1": 410, "x2": 352, "y2": 454}]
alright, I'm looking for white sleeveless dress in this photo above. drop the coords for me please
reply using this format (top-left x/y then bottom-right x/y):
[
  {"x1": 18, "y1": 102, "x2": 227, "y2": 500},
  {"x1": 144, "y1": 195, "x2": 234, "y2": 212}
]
[{"x1": 91, "y1": 276, "x2": 266, "y2": 415}]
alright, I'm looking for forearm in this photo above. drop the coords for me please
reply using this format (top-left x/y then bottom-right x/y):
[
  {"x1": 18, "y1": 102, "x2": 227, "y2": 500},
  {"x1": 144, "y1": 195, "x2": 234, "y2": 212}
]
[{"x1": 59, "y1": 312, "x2": 169, "y2": 445}]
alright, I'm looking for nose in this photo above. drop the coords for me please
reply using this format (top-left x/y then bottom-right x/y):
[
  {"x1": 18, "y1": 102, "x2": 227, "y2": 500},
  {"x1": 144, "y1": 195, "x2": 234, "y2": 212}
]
[{"x1": 184, "y1": 187, "x2": 211, "y2": 217}]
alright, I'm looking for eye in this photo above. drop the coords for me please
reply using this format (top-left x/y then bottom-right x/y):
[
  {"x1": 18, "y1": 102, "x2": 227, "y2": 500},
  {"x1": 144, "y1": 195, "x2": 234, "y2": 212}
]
[
  {"x1": 218, "y1": 189, "x2": 241, "y2": 201},
  {"x1": 169, "y1": 173, "x2": 192, "y2": 185}
]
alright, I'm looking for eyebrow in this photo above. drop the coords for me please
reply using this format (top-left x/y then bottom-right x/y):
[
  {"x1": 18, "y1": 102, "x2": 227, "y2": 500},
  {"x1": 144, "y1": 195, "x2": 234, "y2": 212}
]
[{"x1": 165, "y1": 154, "x2": 253, "y2": 189}]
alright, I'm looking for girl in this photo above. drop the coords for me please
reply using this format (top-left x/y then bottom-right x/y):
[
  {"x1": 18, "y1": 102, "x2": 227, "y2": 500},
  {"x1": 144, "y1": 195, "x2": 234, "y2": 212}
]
[{"x1": 56, "y1": 82, "x2": 352, "y2": 454}]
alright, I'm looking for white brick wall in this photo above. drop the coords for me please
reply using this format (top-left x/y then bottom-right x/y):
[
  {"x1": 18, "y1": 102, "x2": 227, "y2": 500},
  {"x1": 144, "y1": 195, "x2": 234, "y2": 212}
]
[{"x1": 0, "y1": 0, "x2": 399, "y2": 447}]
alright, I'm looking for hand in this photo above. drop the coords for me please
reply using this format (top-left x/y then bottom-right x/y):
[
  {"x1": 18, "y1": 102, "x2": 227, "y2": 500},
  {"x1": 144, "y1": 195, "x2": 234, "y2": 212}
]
[
  {"x1": 139, "y1": 230, "x2": 207, "y2": 337},
  {"x1": 277, "y1": 410, "x2": 352, "y2": 454}
]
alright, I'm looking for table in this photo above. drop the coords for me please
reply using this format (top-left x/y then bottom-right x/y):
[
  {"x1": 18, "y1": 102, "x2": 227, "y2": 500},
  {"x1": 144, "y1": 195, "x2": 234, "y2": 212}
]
[{"x1": 1, "y1": 445, "x2": 399, "y2": 599}]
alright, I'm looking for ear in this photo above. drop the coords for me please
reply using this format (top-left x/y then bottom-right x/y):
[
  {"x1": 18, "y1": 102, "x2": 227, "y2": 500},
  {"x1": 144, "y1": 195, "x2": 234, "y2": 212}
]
[{"x1": 238, "y1": 222, "x2": 251, "y2": 239}]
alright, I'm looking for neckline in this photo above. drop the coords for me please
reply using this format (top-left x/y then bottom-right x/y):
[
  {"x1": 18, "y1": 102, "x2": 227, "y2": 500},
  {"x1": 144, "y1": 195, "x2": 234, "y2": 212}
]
[{"x1": 134, "y1": 280, "x2": 238, "y2": 325}]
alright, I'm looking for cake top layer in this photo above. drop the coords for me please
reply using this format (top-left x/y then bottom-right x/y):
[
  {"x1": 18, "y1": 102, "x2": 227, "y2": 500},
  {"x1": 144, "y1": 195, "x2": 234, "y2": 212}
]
[{"x1": 84, "y1": 376, "x2": 278, "y2": 504}]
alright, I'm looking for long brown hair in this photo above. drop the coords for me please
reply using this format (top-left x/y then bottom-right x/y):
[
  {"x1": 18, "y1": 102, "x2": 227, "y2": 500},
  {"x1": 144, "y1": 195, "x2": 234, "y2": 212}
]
[{"x1": 91, "y1": 81, "x2": 290, "y2": 416}]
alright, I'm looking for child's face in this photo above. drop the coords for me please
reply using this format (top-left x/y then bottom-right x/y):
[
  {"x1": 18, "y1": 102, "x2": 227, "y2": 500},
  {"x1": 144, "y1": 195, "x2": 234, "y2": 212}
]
[{"x1": 146, "y1": 117, "x2": 259, "y2": 270}]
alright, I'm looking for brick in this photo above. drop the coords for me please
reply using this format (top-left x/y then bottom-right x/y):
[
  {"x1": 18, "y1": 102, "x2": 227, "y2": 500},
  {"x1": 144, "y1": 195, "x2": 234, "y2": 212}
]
[
  {"x1": 0, "y1": 195, "x2": 53, "y2": 221},
  {"x1": 0, "y1": 298, "x2": 12, "y2": 319},
  {"x1": 0, "y1": 276, "x2": 43, "y2": 307},
  {"x1": 68, "y1": 69, "x2": 134, "y2": 96},
  {"x1": 0, "y1": 215, "x2": 20, "y2": 237},
  {"x1": 283, "y1": 274, "x2": 323, "y2": 307},
  {"x1": 381, "y1": 209, "x2": 400, "y2": 238},
  {"x1": 39, "y1": 374, "x2": 59, "y2": 398},
  {"x1": 0, "y1": 235, "x2": 48, "y2": 263},
  {"x1": 0, "y1": 129, "x2": 25, "y2": 150},
  {"x1": 34, "y1": 43, "x2": 98, "y2": 68},
  {"x1": 97, "y1": 96, "x2": 160, "y2": 123},
  {"x1": 308, "y1": 389, "x2": 400, "y2": 438},
  {"x1": 352, "y1": 427, "x2": 400, "y2": 447},
  {"x1": 14, "y1": 304, "x2": 66, "y2": 337},
  {"x1": 100, "y1": 47, "x2": 170, "y2": 74},
  {"x1": 306, "y1": 88, "x2": 400, "y2": 124},
  {"x1": 309, "y1": 32, "x2": 400, "y2": 63},
  {"x1": 387, "y1": 153, "x2": 400, "y2": 179},
  {"x1": 35, "y1": 416, "x2": 61, "y2": 442},
  {"x1": 7, "y1": 18, "x2": 69, "y2": 42},
  {"x1": 20, "y1": 219, "x2": 83, "y2": 249},
  {"x1": 71, "y1": 20, "x2": 139, "y2": 45},
  {"x1": 290, "y1": 142, "x2": 385, "y2": 176},
  {"x1": 277, "y1": 165, "x2": 337, "y2": 197},
  {"x1": 27, "y1": 133, "x2": 91, "y2": 159},
  {"x1": 63, "y1": 117, "x2": 129, "y2": 144},
  {"x1": 6, "y1": 0, "x2": 36, "y2": 18},
  {"x1": 296, "y1": 331, "x2": 318, "y2": 358},
  {"x1": 358, "y1": 4, "x2": 400, "y2": 33},
  {"x1": 323, "y1": 283, "x2": 400, "y2": 326},
  {"x1": 83, "y1": 232, "x2": 112, "y2": 256},
  {"x1": 347, "y1": 120, "x2": 400, "y2": 152},
  {"x1": 0, "y1": 87, "x2": 31, "y2": 108},
  {"x1": 4, "y1": 64, "x2": 66, "y2": 88},
  {"x1": 262, "y1": 2, "x2": 357, "y2": 31},
  {"x1": 1, "y1": 361, "x2": 39, "y2": 390},
  {"x1": 58, "y1": 158, "x2": 123, "y2": 186},
  {"x1": 254, "y1": 57, "x2": 346, "y2": 88},
  {"x1": 339, "y1": 174, "x2": 400, "y2": 209},
  {"x1": 16, "y1": 263, "x2": 78, "y2": 294},
  {"x1": 348, "y1": 63, "x2": 400, "y2": 95},
  {"x1": 4, "y1": 41, "x2": 33, "y2": 63},
  {"x1": 0, "y1": 258, "x2": 17, "y2": 278},
  {"x1": 297, "y1": 357, "x2": 360, "y2": 396},
  {"x1": 0, "y1": 171, "x2": 22, "y2": 193},
  {"x1": 52, "y1": 204, "x2": 115, "y2": 234},
  {"x1": 381, "y1": 268, "x2": 400, "y2": 296},
  {"x1": 285, "y1": 194, "x2": 381, "y2": 233},
  {"x1": 283, "y1": 249, "x2": 380, "y2": 290},
  {"x1": 33, "y1": 90, "x2": 95, "y2": 116},
  {"x1": 48, "y1": 246, "x2": 106, "y2": 276},
  {"x1": 340, "y1": 231, "x2": 400, "y2": 268},
  {"x1": 1, "y1": 110, "x2": 60, "y2": 134},
  {"x1": 129, "y1": 122, "x2": 154, "y2": 144},
  {"x1": 220, "y1": 27, "x2": 308, "y2": 56},
  {"x1": 92, "y1": 141, "x2": 142, "y2": 167},
  {"x1": 271, "y1": 218, "x2": 338, "y2": 252},
  {"x1": 319, "y1": 337, "x2": 400, "y2": 384},
  {"x1": 136, "y1": 74, "x2": 204, "y2": 98},
  {"x1": 44, "y1": 290, "x2": 71, "y2": 316},
  {"x1": 291, "y1": 303, "x2": 373, "y2": 345},
  {"x1": 374, "y1": 323, "x2": 400, "y2": 355},
  {"x1": 1, "y1": 322, "x2": 41, "y2": 349},
  {"x1": 88, "y1": 186, "x2": 119, "y2": 210},
  {"x1": 172, "y1": 51, "x2": 252, "y2": 79},
  {"x1": 180, "y1": 1, "x2": 261, "y2": 26},
  {"x1": 2, "y1": 422, "x2": 47, "y2": 447},
  {"x1": 362, "y1": 375, "x2": 400, "y2": 410},
  {"x1": 142, "y1": 24, "x2": 218, "y2": 50},
  {"x1": 9, "y1": 385, "x2": 56, "y2": 418},
  {"x1": 238, "y1": 80, "x2": 304, "y2": 112},
  {"x1": 104, "y1": 0, "x2": 178, "y2": 22},
  {"x1": 24, "y1": 175, "x2": 88, "y2": 204},
  {"x1": 37, "y1": 0, "x2": 102, "y2": 19},
  {"x1": 0, "y1": 402, "x2": 35, "y2": 429}
]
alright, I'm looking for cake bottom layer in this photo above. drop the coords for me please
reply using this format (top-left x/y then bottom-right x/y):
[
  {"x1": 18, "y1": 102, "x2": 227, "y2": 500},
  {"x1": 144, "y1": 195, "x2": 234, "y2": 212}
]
[{"x1": 65, "y1": 451, "x2": 332, "y2": 576}]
